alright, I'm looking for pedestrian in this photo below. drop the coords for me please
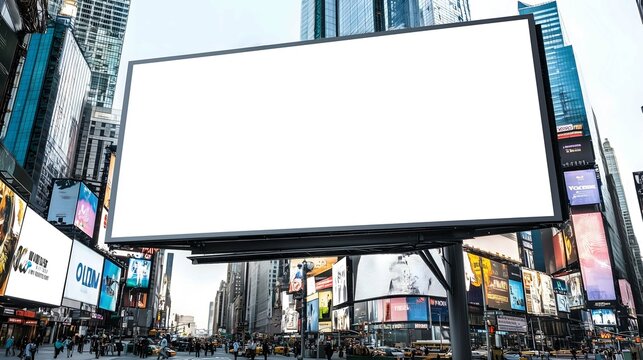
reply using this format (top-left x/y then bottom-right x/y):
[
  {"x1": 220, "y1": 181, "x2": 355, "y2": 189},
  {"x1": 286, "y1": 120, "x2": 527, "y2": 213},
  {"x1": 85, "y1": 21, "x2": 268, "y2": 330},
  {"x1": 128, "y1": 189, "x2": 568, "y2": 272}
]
[
  {"x1": 188, "y1": 339, "x2": 193, "y2": 356},
  {"x1": 157, "y1": 336, "x2": 168, "y2": 360},
  {"x1": 54, "y1": 338, "x2": 64, "y2": 359},
  {"x1": 248, "y1": 339, "x2": 256, "y2": 360},
  {"x1": 139, "y1": 338, "x2": 147, "y2": 359},
  {"x1": 24, "y1": 340, "x2": 36, "y2": 360},
  {"x1": 338, "y1": 346, "x2": 344, "y2": 359},
  {"x1": 615, "y1": 349, "x2": 624, "y2": 360},
  {"x1": 92, "y1": 337, "x2": 100, "y2": 359},
  {"x1": 65, "y1": 337, "x2": 74, "y2": 358},
  {"x1": 117, "y1": 340, "x2": 123, "y2": 357},
  {"x1": 263, "y1": 341, "x2": 269, "y2": 360},
  {"x1": 195, "y1": 340, "x2": 201, "y2": 358},
  {"x1": 5, "y1": 336, "x2": 14, "y2": 357},
  {"x1": 324, "y1": 342, "x2": 333, "y2": 360},
  {"x1": 233, "y1": 340, "x2": 240, "y2": 360}
]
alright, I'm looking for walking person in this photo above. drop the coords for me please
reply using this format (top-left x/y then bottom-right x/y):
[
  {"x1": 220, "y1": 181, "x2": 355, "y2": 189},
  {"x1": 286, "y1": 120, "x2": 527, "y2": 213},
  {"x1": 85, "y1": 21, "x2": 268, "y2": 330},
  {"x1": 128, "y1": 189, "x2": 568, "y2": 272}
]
[
  {"x1": 248, "y1": 339, "x2": 256, "y2": 360},
  {"x1": 4, "y1": 336, "x2": 14, "y2": 357},
  {"x1": 233, "y1": 340, "x2": 240, "y2": 360},
  {"x1": 157, "y1": 337, "x2": 168, "y2": 360},
  {"x1": 324, "y1": 342, "x2": 333, "y2": 360},
  {"x1": 65, "y1": 337, "x2": 74, "y2": 358},
  {"x1": 263, "y1": 341, "x2": 269, "y2": 360},
  {"x1": 195, "y1": 340, "x2": 201, "y2": 358},
  {"x1": 54, "y1": 338, "x2": 64, "y2": 359},
  {"x1": 24, "y1": 340, "x2": 36, "y2": 360}
]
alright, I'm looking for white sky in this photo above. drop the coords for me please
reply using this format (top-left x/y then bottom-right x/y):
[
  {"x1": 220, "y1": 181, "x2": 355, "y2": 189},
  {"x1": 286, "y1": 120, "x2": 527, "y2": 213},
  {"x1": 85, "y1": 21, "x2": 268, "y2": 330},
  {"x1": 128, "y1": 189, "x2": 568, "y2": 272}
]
[{"x1": 114, "y1": 0, "x2": 643, "y2": 329}]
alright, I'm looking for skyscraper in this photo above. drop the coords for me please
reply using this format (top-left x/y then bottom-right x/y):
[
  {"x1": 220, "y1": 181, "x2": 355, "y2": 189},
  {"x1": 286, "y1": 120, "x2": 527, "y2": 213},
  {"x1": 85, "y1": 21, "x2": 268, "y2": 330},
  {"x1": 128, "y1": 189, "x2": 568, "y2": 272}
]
[
  {"x1": 518, "y1": 1, "x2": 589, "y2": 137},
  {"x1": 302, "y1": 0, "x2": 470, "y2": 40},
  {"x1": 2, "y1": 17, "x2": 91, "y2": 213}
]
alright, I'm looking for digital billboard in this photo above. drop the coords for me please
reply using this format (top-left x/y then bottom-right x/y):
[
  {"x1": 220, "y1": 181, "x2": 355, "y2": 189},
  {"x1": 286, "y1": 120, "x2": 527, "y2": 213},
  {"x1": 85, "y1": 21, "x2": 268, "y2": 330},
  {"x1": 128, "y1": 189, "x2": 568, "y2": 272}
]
[
  {"x1": 522, "y1": 268, "x2": 557, "y2": 316},
  {"x1": 96, "y1": 207, "x2": 109, "y2": 252},
  {"x1": 619, "y1": 279, "x2": 636, "y2": 317},
  {"x1": 497, "y1": 315, "x2": 528, "y2": 333},
  {"x1": 109, "y1": 16, "x2": 564, "y2": 249},
  {"x1": 289, "y1": 257, "x2": 337, "y2": 293},
  {"x1": 508, "y1": 265, "x2": 525, "y2": 312},
  {"x1": 307, "y1": 298, "x2": 319, "y2": 332},
  {"x1": 46, "y1": 180, "x2": 81, "y2": 225},
  {"x1": 123, "y1": 291, "x2": 148, "y2": 309},
  {"x1": 463, "y1": 252, "x2": 483, "y2": 306},
  {"x1": 463, "y1": 233, "x2": 520, "y2": 263},
  {"x1": 552, "y1": 279, "x2": 570, "y2": 313},
  {"x1": 0, "y1": 180, "x2": 27, "y2": 295},
  {"x1": 4, "y1": 208, "x2": 72, "y2": 305},
  {"x1": 558, "y1": 272, "x2": 585, "y2": 310},
  {"x1": 558, "y1": 136, "x2": 594, "y2": 168},
  {"x1": 634, "y1": 172, "x2": 643, "y2": 222},
  {"x1": 104, "y1": 153, "x2": 116, "y2": 209},
  {"x1": 407, "y1": 297, "x2": 428, "y2": 322},
  {"x1": 126, "y1": 258, "x2": 152, "y2": 288},
  {"x1": 63, "y1": 240, "x2": 104, "y2": 305},
  {"x1": 354, "y1": 252, "x2": 445, "y2": 301},
  {"x1": 74, "y1": 183, "x2": 98, "y2": 238},
  {"x1": 482, "y1": 258, "x2": 510, "y2": 311},
  {"x1": 562, "y1": 221, "x2": 578, "y2": 264},
  {"x1": 572, "y1": 212, "x2": 616, "y2": 301},
  {"x1": 98, "y1": 259, "x2": 122, "y2": 312},
  {"x1": 551, "y1": 230, "x2": 567, "y2": 273},
  {"x1": 591, "y1": 309, "x2": 617, "y2": 326},
  {"x1": 564, "y1": 170, "x2": 600, "y2": 206},
  {"x1": 281, "y1": 292, "x2": 298, "y2": 333},
  {"x1": 430, "y1": 297, "x2": 449, "y2": 324},
  {"x1": 332, "y1": 257, "x2": 348, "y2": 306},
  {"x1": 332, "y1": 307, "x2": 350, "y2": 331},
  {"x1": 318, "y1": 291, "x2": 332, "y2": 321}
]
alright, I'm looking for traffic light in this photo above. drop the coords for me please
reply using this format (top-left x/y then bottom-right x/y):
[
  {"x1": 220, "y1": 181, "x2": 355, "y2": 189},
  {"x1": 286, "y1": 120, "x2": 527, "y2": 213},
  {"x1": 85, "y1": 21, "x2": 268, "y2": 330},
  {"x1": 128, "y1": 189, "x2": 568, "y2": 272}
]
[{"x1": 488, "y1": 326, "x2": 495, "y2": 335}]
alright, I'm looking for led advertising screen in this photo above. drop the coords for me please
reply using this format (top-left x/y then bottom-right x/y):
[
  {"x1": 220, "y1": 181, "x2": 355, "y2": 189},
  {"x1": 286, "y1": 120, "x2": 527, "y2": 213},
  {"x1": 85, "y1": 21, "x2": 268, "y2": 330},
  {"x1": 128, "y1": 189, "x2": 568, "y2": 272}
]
[
  {"x1": 482, "y1": 258, "x2": 511, "y2": 311},
  {"x1": 109, "y1": 16, "x2": 563, "y2": 248},
  {"x1": 281, "y1": 292, "x2": 298, "y2": 333},
  {"x1": 463, "y1": 252, "x2": 483, "y2": 306},
  {"x1": 558, "y1": 272, "x2": 585, "y2": 310},
  {"x1": 98, "y1": 259, "x2": 122, "y2": 312},
  {"x1": 0, "y1": 180, "x2": 27, "y2": 295},
  {"x1": 558, "y1": 136, "x2": 594, "y2": 169},
  {"x1": 307, "y1": 298, "x2": 319, "y2": 332},
  {"x1": 319, "y1": 291, "x2": 332, "y2": 321},
  {"x1": 522, "y1": 269, "x2": 557, "y2": 316},
  {"x1": 354, "y1": 252, "x2": 446, "y2": 301},
  {"x1": 463, "y1": 233, "x2": 520, "y2": 263},
  {"x1": 332, "y1": 257, "x2": 348, "y2": 306},
  {"x1": 306, "y1": 277, "x2": 316, "y2": 297},
  {"x1": 289, "y1": 257, "x2": 337, "y2": 293},
  {"x1": 96, "y1": 207, "x2": 109, "y2": 252},
  {"x1": 407, "y1": 297, "x2": 428, "y2": 322},
  {"x1": 46, "y1": 180, "x2": 81, "y2": 225},
  {"x1": 635, "y1": 172, "x2": 643, "y2": 222},
  {"x1": 74, "y1": 183, "x2": 98, "y2": 238},
  {"x1": 591, "y1": 309, "x2": 617, "y2": 326},
  {"x1": 430, "y1": 297, "x2": 449, "y2": 324},
  {"x1": 123, "y1": 291, "x2": 148, "y2": 309},
  {"x1": 126, "y1": 258, "x2": 152, "y2": 288},
  {"x1": 572, "y1": 212, "x2": 616, "y2": 301},
  {"x1": 564, "y1": 170, "x2": 600, "y2": 206},
  {"x1": 497, "y1": 315, "x2": 528, "y2": 333},
  {"x1": 105, "y1": 153, "x2": 116, "y2": 209},
  {"x1": 4, "y1": 209, "x2": 72, "y2": 305},
  {"x1": 508, "y1": 265, "x2": 525, "y2": 312},
  {"x1": 63, "y1": 240, "x2": 104, "y2": 305},
  {"x1": 563, "y1": 221, "x2": 578, "y2": 264},
  {"x1": 553, "y1": 279, "x2": 570, "y2": 313},
  {"x1": 332, "y1": 307, "x2": 350, "y2": 331},
  {"x1": 551, "y1": 230, "x2": 567, "y2": 273},
  {"x1": 619, "y1": 279, "x2": 636, "y2": 317}
]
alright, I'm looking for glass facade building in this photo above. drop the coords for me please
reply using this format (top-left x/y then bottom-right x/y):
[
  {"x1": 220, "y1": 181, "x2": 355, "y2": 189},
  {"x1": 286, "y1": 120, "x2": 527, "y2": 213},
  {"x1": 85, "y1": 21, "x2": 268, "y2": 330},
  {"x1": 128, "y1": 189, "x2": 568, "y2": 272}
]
[
  {"x1": 2, "y1": 17, "x2": 91, "y2": 213},
  {"x1": 302, "y1": 0, "x2": 470, "y2": 39},
  {"x1": 518, "y1": 1, "x2": 589, "y2": 136}
]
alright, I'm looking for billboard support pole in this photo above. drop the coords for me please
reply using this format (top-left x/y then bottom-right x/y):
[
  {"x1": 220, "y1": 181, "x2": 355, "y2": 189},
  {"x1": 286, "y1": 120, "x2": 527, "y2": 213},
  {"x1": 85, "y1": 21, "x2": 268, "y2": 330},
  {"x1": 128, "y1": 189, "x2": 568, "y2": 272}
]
[
  {"x1": 298, "y1": 261, "x2": 313, "y2": 360},
  {"x1": 479, "y1": 256, "x2": 491, "y2": 360},
  {"x1": 445, "y1": 242, "x2": 472, "y2": 360}
]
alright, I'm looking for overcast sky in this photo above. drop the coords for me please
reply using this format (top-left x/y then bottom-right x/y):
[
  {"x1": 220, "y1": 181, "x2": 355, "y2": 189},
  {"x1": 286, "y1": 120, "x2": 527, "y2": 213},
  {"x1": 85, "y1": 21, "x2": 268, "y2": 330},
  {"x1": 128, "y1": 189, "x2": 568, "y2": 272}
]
[{"x1": 114, "y1": 0, "x2": 643, "y2": 329}]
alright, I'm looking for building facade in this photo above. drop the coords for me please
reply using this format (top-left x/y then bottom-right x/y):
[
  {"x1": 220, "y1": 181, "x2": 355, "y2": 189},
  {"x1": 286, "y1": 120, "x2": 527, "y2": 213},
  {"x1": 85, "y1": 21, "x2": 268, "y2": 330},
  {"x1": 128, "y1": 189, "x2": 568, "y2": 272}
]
[
  {"x1": 2, "y1": 17, "x2": 91, "y2": 214},
  {"x1": 213, "y1": 281, "x2": 227, "y2": 334},
  {"x1": 225, "y1": 262, "x2": 247, "y2": 335}
]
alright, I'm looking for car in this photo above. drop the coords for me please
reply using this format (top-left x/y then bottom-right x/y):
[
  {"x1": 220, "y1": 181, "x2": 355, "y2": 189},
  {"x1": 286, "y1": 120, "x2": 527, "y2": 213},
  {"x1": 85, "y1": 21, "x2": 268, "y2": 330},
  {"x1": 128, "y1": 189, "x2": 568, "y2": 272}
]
[
  {"x1": 372, "y1": 347, "x2": 404, "y2": 358},
  {"x1": 148, "y1": 345, "x2": 177, "y2": 357}
]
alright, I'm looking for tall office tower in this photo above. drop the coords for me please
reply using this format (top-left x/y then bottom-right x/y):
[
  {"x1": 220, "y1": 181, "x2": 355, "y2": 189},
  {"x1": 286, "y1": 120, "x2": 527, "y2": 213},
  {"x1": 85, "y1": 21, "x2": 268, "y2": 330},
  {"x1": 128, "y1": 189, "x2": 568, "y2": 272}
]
[
  {"x1": 301, "y1": 0, "x2": 470, "y2": 39},
  {"x1": 603, "y1": 138, "x2": 643, "y2": 288},
  {"x1": 3, "y1": 17, "x2": 91, "y2": 214},
  {"x1": 213, "y1": 280, "x2": 227, "y2": 334},
  {"x1": 518, "y1": 1, "x2": 589, "y2": 136},
  {"x1": 207, "y1": 301, "x2": 215, "y2": 336}
]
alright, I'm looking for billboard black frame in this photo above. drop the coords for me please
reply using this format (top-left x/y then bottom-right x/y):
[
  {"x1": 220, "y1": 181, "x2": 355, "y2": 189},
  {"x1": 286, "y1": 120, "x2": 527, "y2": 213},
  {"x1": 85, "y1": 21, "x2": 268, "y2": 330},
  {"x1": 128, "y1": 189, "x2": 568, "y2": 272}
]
[{"x1": 109, "y1": 15, "x2": 567, "y2": 254}]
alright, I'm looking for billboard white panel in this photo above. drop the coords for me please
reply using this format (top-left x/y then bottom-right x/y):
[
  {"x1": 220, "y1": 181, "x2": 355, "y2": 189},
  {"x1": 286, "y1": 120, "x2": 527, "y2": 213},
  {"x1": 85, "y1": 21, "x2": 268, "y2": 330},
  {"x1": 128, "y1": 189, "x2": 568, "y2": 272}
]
[
  {"x1": 463, "y1": 234, "x2": 520, "y2": 263},
  {"x1": 109, "y1": 16, "x2": 562, "y2": 244},
  {"x1": 63, "y1": 240, "x2": 104, "y2": 305},
  {"x1": 5, "y1": 209, "x2": 73, "y2": 306},
  {"x1": 332, "y1": 257, "x2": 348, "y2": 306},
  {"x1": 47, "y1": 181, "x2": 80, "y2": 225}
]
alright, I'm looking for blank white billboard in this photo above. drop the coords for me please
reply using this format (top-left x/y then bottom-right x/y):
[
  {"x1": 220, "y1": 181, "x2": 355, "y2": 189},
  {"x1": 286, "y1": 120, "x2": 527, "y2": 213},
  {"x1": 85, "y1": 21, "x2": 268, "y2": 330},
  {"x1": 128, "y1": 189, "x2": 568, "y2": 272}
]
[{"x1": 109, "y1": 16, "x2": 562, "y2": 244}]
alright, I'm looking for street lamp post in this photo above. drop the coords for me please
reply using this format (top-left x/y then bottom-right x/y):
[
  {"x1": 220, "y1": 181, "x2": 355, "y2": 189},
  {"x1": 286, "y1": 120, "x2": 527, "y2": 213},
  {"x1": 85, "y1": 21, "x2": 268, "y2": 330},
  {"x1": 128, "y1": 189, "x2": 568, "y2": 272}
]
[{"x1": 298, "y1": 260, "x2": 314, "y2": 360}]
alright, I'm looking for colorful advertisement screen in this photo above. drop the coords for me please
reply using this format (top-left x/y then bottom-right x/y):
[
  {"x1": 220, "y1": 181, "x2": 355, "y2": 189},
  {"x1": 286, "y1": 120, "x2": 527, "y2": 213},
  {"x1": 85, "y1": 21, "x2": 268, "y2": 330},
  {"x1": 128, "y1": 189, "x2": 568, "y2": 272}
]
[
  {"x1": 4, "y1": 208, "x2": 71, "y2": 305},
  {"x1": 123, "y1": 291, "x2": 148, "y2": 309},
  {"x1": 464, "y1": 252, "x2": 483, "y2": 306},
  {"x1": 430, "y1": 297, "x2": 449, "y2": 324},
  {"x1": 332, "y1": 307, "x2": 350, "y2": 331},
  {"x1": 407, "y1": 297, "x2": 428, "y2": 322},
  {"x1": 522, "y1": 268, "x2": 557, "y2": 316},
  {"x1": 564, "y1": 170, "x2": 600, "y2": 206},
  {"x1": 572, "y1": 212, "x2": 616, "y2": 301},
  {"x1": 552, "y1": 230, "x2": 567, "y2": 272},
  {"x1": 98, "y1": 259, "x2": 122, "y2": 311},
  {"x1": 0, "y1": 180, "x2": 27, "y2": 295},
  {"x1": 563, "y1": 221, "x2": 578, "y2": 264},
  {"x1": 74, "y1": 183, "x2": 98, "y2": 238},
  {"x1": 482, "y1": 258, "x2": 511, "y2": 311},
  {"x1": 592, "y1": 309, "x2": 617, "y2": 326},
  {"x1": 557, "y1": 272, "x2": 585, "y2": 310},
  {"x1": 46, "y1": 180, "x2": 81, "y2": 226},
  {"x1": 63, "y1": 240, "x2": 104, "y2": 305},
  {"x1": 319, "y1": 291, "x2": 332, "y2": 321},
  {"x1": 332, "y1": 257, "x2": 348, "y2": 306},
  {"x1": 508, "y1": 265, "x2": 525, "y2": 312},
  {"x1": 354, "y1": 252, "x2": 446, "y2": 301},
  {"x1": 307, "y1": 298, "x2": 319, "y2": 332},
  {"x1": 463, "y1": 233, "x2": 520, "y2": 263},
  {"x1": 126, "y1": 258, "x2": 152, "y2": 288},
  {"x1": 619, "y1": 279, "x2": 636, "y2": 317},
  {"x1": 553, "y1": 278, "x2": 570, "y2": 313},
  {"x1": 289, "y1": 257, "x2": 337, "y2": 293}
]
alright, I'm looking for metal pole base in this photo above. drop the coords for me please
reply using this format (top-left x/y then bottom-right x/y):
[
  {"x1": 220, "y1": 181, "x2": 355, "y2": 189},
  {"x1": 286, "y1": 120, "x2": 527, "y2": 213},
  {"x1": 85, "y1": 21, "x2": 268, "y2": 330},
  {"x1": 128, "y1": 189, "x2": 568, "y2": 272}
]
[{"x1": 445, "y1": 242, "x2": 472, "y2": 360}]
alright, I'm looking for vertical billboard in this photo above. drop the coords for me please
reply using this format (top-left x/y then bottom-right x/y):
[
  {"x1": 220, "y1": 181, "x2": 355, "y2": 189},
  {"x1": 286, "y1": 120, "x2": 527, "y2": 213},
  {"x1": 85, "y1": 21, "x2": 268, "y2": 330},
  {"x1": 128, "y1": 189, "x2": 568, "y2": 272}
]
[
  {"x1": 63, "y1": 240, "x2": 104, "y2": 305},
  {"x1": 98, "y1": 259, "x2": 122, "y2": 312},
  {"x1": 572, "y1": 212, "x2": 616, "y2": 301},
  {"x1": 354, "y1": 252, "x2": 446, "y2": 301},
  {"x1": 104, "y1": 153, "x2": 116, "y2": 209},
  {"x1": 463, "y1": 252, "x2": 483, "y2": 306},
  {"x1": 407, "y1": 297, "x2": 428, "y2": 321},
  {"x1": 0, "y1": 180, "x2": 27, "y2": 295},
  {"x1": 306, "y1": 297, "x2": 319, "y2": 332},
  {"x1": 281, "y1": 292, "x2": 298, "y2": 333},
  {"x1": 564, "y1": 170, "x2": 600, "y2": 206},
  {"x1": 74, "y1": 183, "x2": 98, "y2": 237},
  {"x1": 47, "y1": 180, "x2": 81, "y2": 225},
  {"x1": 552, "y1": 230, "x2": 566, "y2": 272},
  {"x1": 562, "y1": 221, "x2": 578, "y2": 264},
  {"x1": 332, "y1": 307, "x2": 350, "y2": 331},
  {"x1": 318, "y1": 291, "x2": 332, "y2": 321},
  {"x1": 4, "y1": 209, "x2": 72, "y2": 305},
  {"x1": 430, "y1": 297, "x2": 449, "y2": 324},
  {"x1": 522, "y1": 268, "x2": 557, "y2": 316},
  {"x1": 619, "y1": 279, "x2": 636, "y2": 317},
  {"x1": 289, "y1": 257, "x2": 337, "y2": 293},
  {"x1": 508, "y1": 265, "x2": 525, "y2": 312},
  {"x1": 332, "y1": 257, "x2": 348, "y2": 306},
  {"x1": 558, "y1": 272, "x2": 585, "y2": 310},
  {"x1": 482, "y1": 258, "x2": 511, "y2": 311},
  {"x1": 126, "y1": 258, "x2": 152, "y2": 288},
  {"x1": 96, "y1": 208, "x2": 109, "y2": 252},
  {"x1": 634, "y1": 172, "x2": 643, "y2": 222},
  {"x1": 463, "y1": 233, "x2": 520, "y2": 263},
  {"x1": 123, "y1": 291, "x2": 148, "y2": 308},
  {"x1": 552, "y1": 279, "x2": 570, "y2": 313}
]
